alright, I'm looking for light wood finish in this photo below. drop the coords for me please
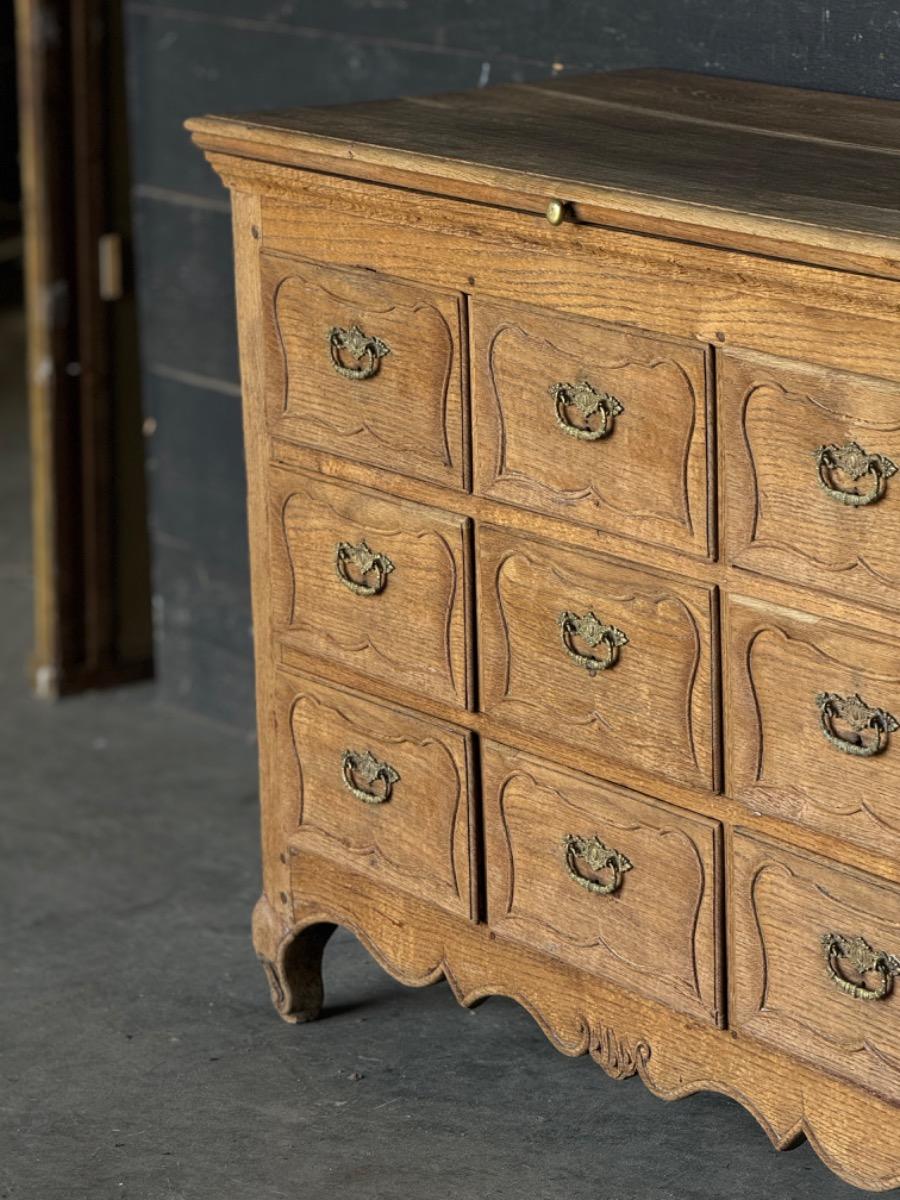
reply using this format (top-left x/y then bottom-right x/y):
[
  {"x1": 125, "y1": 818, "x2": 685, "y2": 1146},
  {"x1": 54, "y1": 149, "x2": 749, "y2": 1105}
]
[
  {"x1": 275, "y1": 671, "x2": 475, "y2": 918},
  {"x1": 471, "y1": 298, "x2": 712, "y2": 558},
  {"x1": 731, "y1": 830, "x2": 900, "y2": 1102},
  {"x1": 268, "y1": 465, "x2": 473, "y2": 709},
  {"x1": 255, "y1": 860, "x2": 900, "y2": 1194},
  {"x1": 188, "y1": 70, "x2": 900, "y2": 278},
  {"x1": 477, "y1": 525, "x2": 717, "y2": 789},
  {"x1": 722, "y1": 349, "x2": 900, "y2": 611},
  {"x1": 193, "y1": 71, "x2": 900, "y2": 1191},
  {"x1": 261, "y1": 253, "x2": 468, "y2": 489},
  {"x1": 482, "y1": 741, "x2": 722, "y2": 1027},
  {"x1": 725, "y1": 595, "x2": 900, "y2": 861}
]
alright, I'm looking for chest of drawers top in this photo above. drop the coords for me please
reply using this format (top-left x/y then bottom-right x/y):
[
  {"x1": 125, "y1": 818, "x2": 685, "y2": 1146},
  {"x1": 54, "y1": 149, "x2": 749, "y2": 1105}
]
[
  {"x1": 190, "y1": 72, "x2": 900, "y2": 1194},
  {"x1": 189, "y1": 68, "x2": 900, "y2": 277}
]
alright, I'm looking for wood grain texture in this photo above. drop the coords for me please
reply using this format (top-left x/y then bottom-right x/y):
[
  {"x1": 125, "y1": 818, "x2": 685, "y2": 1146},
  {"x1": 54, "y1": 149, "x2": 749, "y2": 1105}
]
[
  {"x1": 725, "y1": 594, "x2": 900, "y2": 861},
  {"x1": 187, "y1": 70, "x2": 900, "y2": 278},
  {"x1": 477, "y1": 525, "x2": 718, "y2": 789},
  {"x1": 471, "y1": 298, "x2": 712, "y2": 558},
  {"x1": 274, "y1": 670, "x2": 475, "y2": 918},
  {"x1": 261, "y1": 252, "x2": 468, "y2": 490},
  {"x1": 731, "y1": 830, "x2": 900, "y2": 1104},
  {"x1": 253, "y1": 855, "x2": 900, "y2": 1192},
  {"x1": 721, "y1": 349, "x2": 900, "y2": 611},
  {"x1": 202, "y1": 71, "x2": 900, "y2": 1194},
  {"x1": 268, "y1": 464, "x2": 473, "y2": 709},
  {"x1": 249, "y1": 180, "x2": 900, "y2": 385},
  {"x1": 481, "y1": 741, "x2": 722, "y2": 1026}
]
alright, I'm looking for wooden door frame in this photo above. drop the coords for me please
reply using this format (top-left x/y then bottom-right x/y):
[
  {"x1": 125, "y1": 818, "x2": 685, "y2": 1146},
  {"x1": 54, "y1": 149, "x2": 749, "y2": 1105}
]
[{"x1": 15, "y1": 0, "x2": 153, "y2": 696}]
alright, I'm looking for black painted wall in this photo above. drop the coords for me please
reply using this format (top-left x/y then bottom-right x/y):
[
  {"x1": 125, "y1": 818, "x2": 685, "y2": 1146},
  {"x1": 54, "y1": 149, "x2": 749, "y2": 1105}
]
[{"x1": 124, "y1": 0, "x2": 900, "y2": 729}]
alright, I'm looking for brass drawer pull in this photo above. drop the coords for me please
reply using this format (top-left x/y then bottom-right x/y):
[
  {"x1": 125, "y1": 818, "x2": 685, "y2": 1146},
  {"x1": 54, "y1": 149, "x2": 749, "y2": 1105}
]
[
  {"x1": 341, "y1": 749, "x2": 400, "y2": 804},
  {"x1": 328, "y1": 323, "x2": 391, "y2": 380},
  {"x1": 815, "y1": 441, "x2": 897, "y2": 507},
  {"x1": 551, "y1": 380, "x2": 624, "y2": 441},
  {"x1": 815, "y1": 691, "x2": 898, "y2": 757},
  {"x1": 557, "y1": 610, "x2": 628, "y2": 674},
  {"x1": 822, "y1": 932, "x2": 900, "y2": 1001},
  {"x1": 335, "y1": 540, "x2": 395, "y2": 597},
  {"x1": 562, "y1": 833, "x2": 632, "y2": 896}
]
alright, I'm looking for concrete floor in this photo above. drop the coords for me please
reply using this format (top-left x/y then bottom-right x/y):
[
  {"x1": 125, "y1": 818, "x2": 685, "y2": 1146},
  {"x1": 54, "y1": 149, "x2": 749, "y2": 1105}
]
[{"x1": 0, "y1": 304, "x2": 882, "y2": 1200}]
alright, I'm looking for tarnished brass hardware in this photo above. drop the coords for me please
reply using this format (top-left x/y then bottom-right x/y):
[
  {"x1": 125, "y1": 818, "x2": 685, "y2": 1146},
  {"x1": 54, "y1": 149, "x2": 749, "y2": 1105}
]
[
  {"x1": 557, "y1": 610, "x2": 628, "y2": 674},
  {"x1": 545, "y1": 198, "x2": 567, "y2": 226},
  {"x1": 341, "y1": 749, "x2": 400, "y2": 805},
  {"x1": 562, "y1": 833, "x2": 632, "y2": 895},
  {"x1": 328, "y1": 324, "x2": 391, "y2": 380},
  {"x1": 815, "y1": 691, "x2": 898, "y2": 757},
  {"x1": 334, "y1": 540, "x2": 395, "y2": 596},
  {"x1": 551, "y1": 380, "x2": 624, "y2": 441},
  {"x1": 821, "y1": 932, "x2": 900, "y2": 1001},
  {"x1": 814, "y1": 441, "x2": 897, "y2": 507}
]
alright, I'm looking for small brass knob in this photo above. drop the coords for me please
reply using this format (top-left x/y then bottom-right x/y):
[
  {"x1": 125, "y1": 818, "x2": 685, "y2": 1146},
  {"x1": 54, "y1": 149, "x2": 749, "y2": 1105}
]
[{"x1": 545, "y1": 198, "x2": 567, "y2": 226}]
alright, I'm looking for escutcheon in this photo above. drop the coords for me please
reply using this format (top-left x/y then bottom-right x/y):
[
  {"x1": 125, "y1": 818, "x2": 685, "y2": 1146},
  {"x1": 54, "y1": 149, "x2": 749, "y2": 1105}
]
[
  {"x1": 557, "y1": 610, "x2": 628, "y2": 674},
  {"x1": 340, "y1": 748, "x2": 400, "y2": 804},
  {"x1": 815, "y1": 691, "x2": 898, "y2": 757},
  {"x1": 550, "y1": 379, "x2": 624, "y2": 441},
  {"x1": 329, "y1": 323, "x2": 391, "y2": 380},
  {"x1": 334, "y1": 540, "x2": 395, "y2": 597},
  {"x1": 814, "y1": 441, "x2": 897, "y2": 507},
  {"x1": 822, "y1": 932, "x2": 900, "y2": 1001},
  {"x1": 562, "y1": 833, "x2": 633, "y2": 895}
]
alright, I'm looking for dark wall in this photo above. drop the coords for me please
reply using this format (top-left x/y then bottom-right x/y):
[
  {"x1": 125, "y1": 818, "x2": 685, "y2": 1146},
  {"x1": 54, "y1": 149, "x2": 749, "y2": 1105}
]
[{"x1": 124, "y1": 0, "x2": 900, "y2": 729}]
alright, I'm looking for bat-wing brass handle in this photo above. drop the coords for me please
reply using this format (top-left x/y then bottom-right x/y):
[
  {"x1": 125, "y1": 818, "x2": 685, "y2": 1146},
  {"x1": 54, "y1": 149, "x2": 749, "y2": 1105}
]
[
  {"x1": 815, "y1": 692, "x2": 898, "y2": 758},
  {"x1": 334, "y1": 540, "x2": 394, "y2": 597},
  {"x1": 341, "y1": 749, "x2": 400, "y2": 805},
  {"x1": 551, "y1": 380, "x2": 623, "y2": 441},
  {"x1": 562, "y1": 833, "x2": 632, "y2": 896},
  {"x1": 329, "y1": 324, "x2": 390, "y2": 380},
  {"x1": 822, "y1": 932, "x2": 900, "y2": 1001},
  {"x1": 815, "y1": 441, "x2": 896, "y2": 507}
]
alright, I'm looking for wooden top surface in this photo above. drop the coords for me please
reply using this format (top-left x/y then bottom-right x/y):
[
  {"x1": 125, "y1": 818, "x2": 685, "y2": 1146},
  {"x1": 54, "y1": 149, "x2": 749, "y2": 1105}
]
[{"x1": 188, "y1": 70, "x2": 900, "y2": 275}]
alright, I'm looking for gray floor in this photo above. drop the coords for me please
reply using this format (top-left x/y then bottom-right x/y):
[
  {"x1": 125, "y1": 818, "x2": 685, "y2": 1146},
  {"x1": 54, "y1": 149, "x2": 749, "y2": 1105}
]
[{"x1": 0, "y1": 305, "x2": 881, "y2": 1200}]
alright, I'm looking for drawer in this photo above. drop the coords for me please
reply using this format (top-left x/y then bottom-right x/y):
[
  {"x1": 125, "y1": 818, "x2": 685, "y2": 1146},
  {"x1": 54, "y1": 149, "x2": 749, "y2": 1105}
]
[
  {"x1": 482, "y1": 742, "x2": 723, "y2": 1025},
  {"x1": 477, "y1": 526, "x2": 717, "y2": 788},
  {"x1": 269, "y1": 466, "x2": 473, "y2": 709},
  {"x1": 262, "y1": 254, "x2": 468, "y2": 489},
  {"x1": 721, "y1": 351, "x2": 900, "y2": 610},
  {"x1": 471, "y1": 299, "x2": 712, "y2": 559},
  {"x1": 731, "y1": 831, "x2": 900, "y2": 1102},
  {"x1": 277, "y1": 672, "x2": 475, "y2": 917},
  {"x1": 726, "y1": 595, "x2": 900, "y2": 859}
]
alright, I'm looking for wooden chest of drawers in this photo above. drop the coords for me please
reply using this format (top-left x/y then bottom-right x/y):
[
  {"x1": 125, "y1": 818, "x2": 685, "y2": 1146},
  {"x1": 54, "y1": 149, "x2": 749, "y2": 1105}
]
[{"x1": 189, "y1": 70, "x2": 900, "y2": 1191}]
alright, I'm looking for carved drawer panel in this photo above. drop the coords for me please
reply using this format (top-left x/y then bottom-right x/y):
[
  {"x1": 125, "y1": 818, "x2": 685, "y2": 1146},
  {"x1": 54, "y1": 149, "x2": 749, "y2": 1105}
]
[
  {"x1": 471, "y1": 299, "x2": 712, "y2": 559},
  {"x1": 725, "y1": 595, "x2": 900, "y2": 859},
  {"x1": 269, "y1": 466, "x2": 473, "y2": 709},
  {"x1": 262, "y1": 254, "x2": 468, "y2": 489},
  {"x1": 482, "y1": 741, "x2": 723, "y2": 1025},
  {"x1": 477, "y1": 526, "x2": 718, "y2": 788},
  {"x1": 721, "y1": 350, "x2": 900, "y2": 610},
  {"x1": 731, "y1": 831, "x2": 900, "y2": 1102},
  {"x1": 277, "y1": 672, "x2": 475, "y2": 917}
]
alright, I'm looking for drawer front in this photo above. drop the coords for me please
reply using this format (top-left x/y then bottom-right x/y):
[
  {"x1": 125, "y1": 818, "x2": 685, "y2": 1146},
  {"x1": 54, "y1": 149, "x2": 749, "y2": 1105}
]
[
  {"x1": 262, "y1": 254, "x2": 468, "y2": 489},
  {"x1": 477, "y1": 526, "x2": 717, "y2": 788},
  {"x1": 482, "y1": 742, "x2": 723, "y2": 1025},
  {"x1": 726, "y1": 596, "x2": 900, "y2": 859},
  {"x1": 269, "y1": 467, "x2": 473, "y2": 708},
  {"x1": 277, "y1": 673, "x2": 475, "y2": 917},
  {"x1": 731, "y1": 832, "x2": 900, "y2": 1102},
  {"x1": 722, "y1": 351, "x2": 900, "y2": 610},
  {"x1": 471, "y1": 299, "x2": 712, "y2": 558}
]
